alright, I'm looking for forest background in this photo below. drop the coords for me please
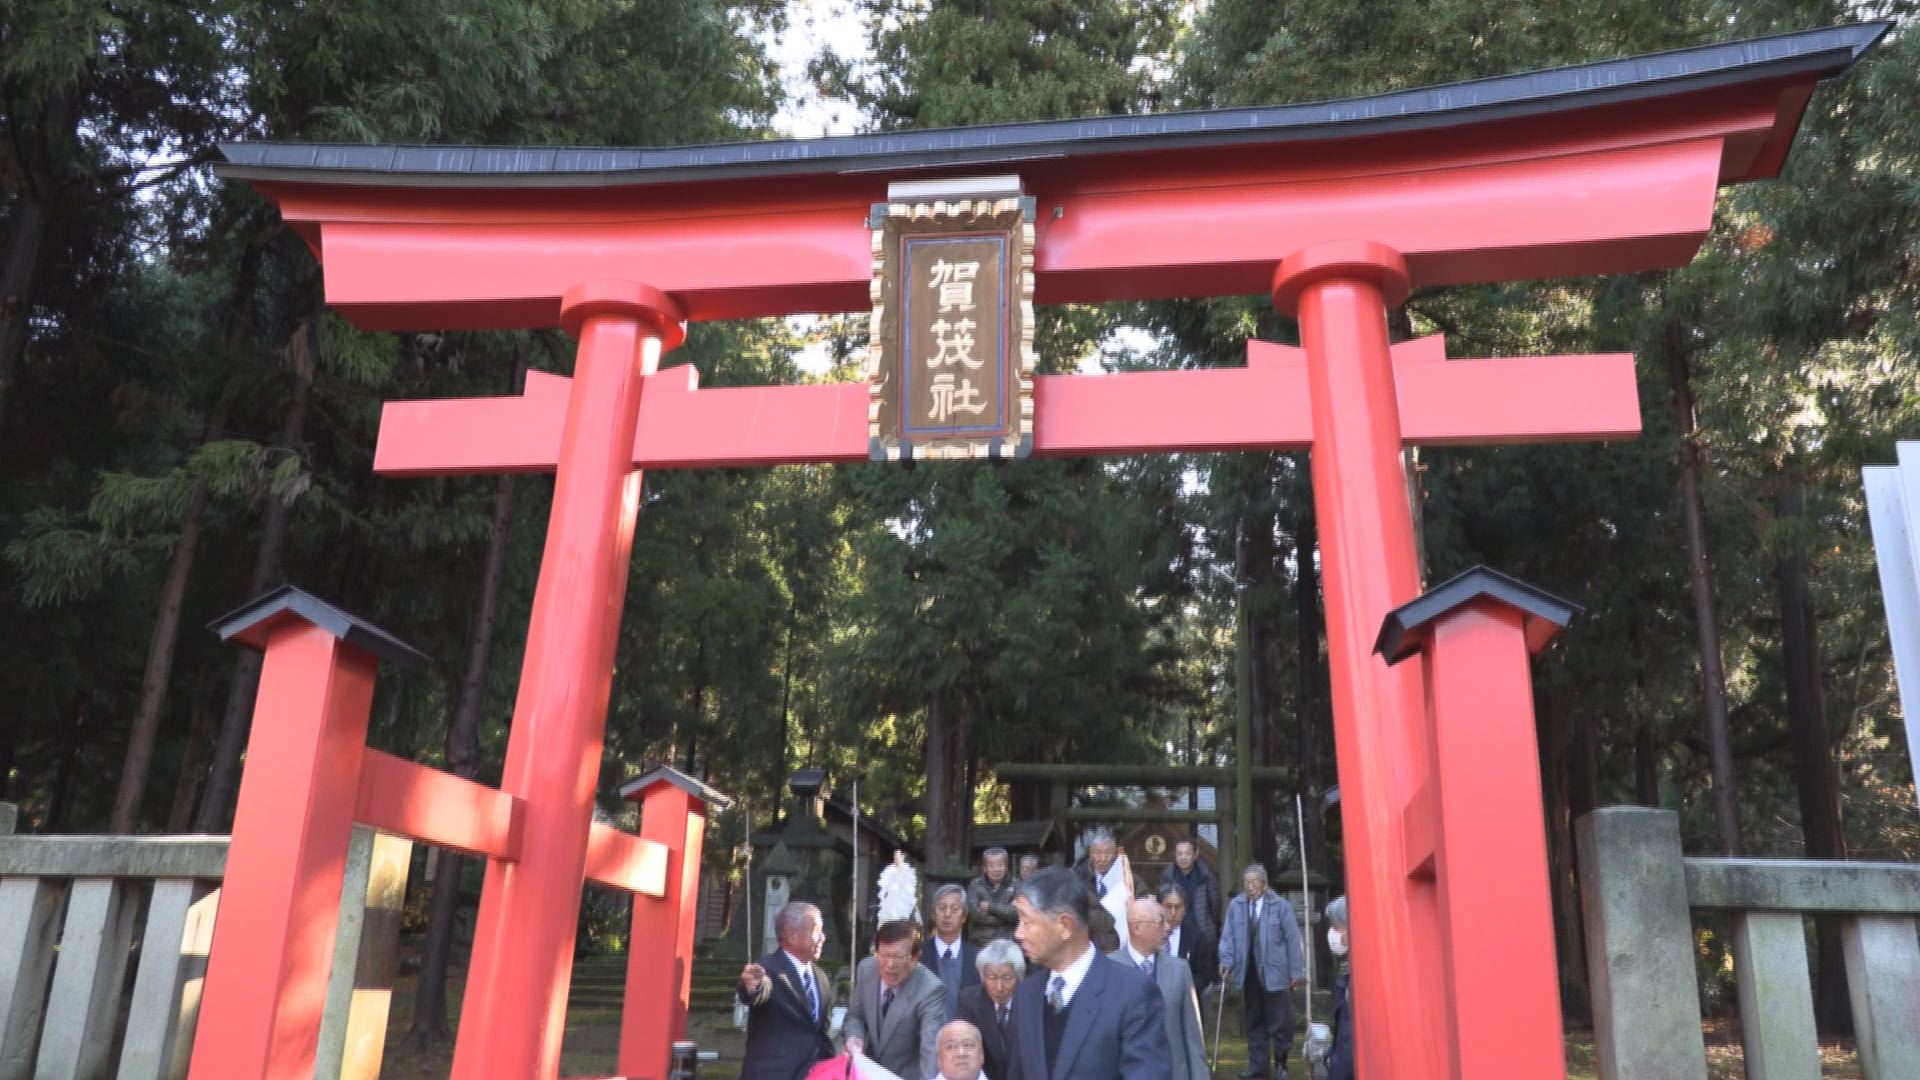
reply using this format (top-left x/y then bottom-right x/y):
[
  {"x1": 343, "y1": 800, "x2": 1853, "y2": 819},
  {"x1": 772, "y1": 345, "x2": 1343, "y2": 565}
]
[{"x1": 3, "y1": 0, "x2": 1918, "y2": 1046}]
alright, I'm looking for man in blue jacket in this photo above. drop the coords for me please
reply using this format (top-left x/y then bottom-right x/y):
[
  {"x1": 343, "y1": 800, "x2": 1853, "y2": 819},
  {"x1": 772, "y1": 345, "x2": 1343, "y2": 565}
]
[{"x1": 1216, "y1": 864, "x2": 1305, "y2": 1080}]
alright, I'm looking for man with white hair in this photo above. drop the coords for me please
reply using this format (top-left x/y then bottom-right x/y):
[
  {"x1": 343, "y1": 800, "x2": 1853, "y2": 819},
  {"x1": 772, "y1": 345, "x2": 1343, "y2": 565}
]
[
  {"x1": 737, "y1": 901, "x2": 835, "y2": 1080},
  {"x1": 931, "y1": 1020, "x2": 988, "y2": 1080},
  {"x1": 1217, "y1": 864, "x2": 1306, "y2": 1079},
  {"x1": 954, "y1": 938, "x2": 1023, "y2": 1080}
]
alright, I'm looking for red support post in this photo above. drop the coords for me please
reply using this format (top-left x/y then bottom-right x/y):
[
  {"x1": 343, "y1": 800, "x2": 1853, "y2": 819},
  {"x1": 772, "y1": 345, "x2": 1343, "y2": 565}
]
[
  {"x1": 616, "y1": 777, "x2": 713, "y2": 1077},
  {"x1": 451, "y1": 281, "x2": 685, "y2": 1080},
  {"x1": 1421, "y1": 602, "x2": 1567, "y2": 1079},
  {"x1": 189, "y1": 624, "x2": 378, "y2": 1080},
  {"x1": 1273, "y1": 241, "x2": 1450, "y2": 1079},
  {"x1": 1376, "y1": 567, "x2": 1578, "y2": 1080}
]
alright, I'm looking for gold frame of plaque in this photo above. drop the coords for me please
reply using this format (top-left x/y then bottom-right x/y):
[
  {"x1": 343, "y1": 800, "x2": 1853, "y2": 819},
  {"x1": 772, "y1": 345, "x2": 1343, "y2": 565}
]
[{"x1": 867, "y1": 179, "x2": 1037, "y2": 462}]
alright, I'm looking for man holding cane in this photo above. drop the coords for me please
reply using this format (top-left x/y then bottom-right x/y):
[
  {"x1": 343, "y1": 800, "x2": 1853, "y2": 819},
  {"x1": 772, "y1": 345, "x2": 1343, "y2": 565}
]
[{"x1": 1216, "y1": 865, "x2": 1306, "y2": 1079}]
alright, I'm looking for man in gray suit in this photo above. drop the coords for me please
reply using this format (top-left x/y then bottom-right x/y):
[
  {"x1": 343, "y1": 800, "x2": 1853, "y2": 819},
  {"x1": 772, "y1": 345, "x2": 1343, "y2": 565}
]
[
  {"x1": 1111, "y1": 897, "x2": 1209, "y2": 1080},
  {"x1": 1005, "y1": 867, "x2": 1170, "y2": 1080},
  {"x1": 844, "y1": 919, "x2": 947, "y2": 1080},
  {"x1": 1217, "y1": 864, "x2": 1306, "y2": 1079}
]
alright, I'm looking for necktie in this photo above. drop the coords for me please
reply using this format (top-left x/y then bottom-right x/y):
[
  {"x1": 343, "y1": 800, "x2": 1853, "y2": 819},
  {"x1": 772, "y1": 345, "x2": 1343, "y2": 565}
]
[
  {"x1": 1247, "y1": 900, "x2": 1263, "y2": 978},
  {"x1": 803, "y1": 967, "x2": 819, "y2": 1022},
  {"x1": 1096, "y1": 877, "x2": 1108, "y2": 898},
  {"x1": 1046, "y1": 974, "x2": 1066, "y2": 1011},
  {"x1": 942, "y1": 949, "x2": 960, "y2": 1014},
  {"x1": 1139, "y1": 956, "x2": 1155, "y2": 978},
  {"x1": 882, "y1": 986, "x2": 895, "y2": 1018},
  {"x1": 997, "y1": 1005, "x2": 1008, "y2": 1028}
]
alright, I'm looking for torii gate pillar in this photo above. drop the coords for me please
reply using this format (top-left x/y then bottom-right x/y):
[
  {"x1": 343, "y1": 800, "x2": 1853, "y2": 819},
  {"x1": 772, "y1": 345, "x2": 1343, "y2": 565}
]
[
  {"x1": 1273, "y1": 241, "x2": 1450, "y2": 1077},
  {"x1": 450, "y1": 281, "x2": 686, "y2": 1080}
]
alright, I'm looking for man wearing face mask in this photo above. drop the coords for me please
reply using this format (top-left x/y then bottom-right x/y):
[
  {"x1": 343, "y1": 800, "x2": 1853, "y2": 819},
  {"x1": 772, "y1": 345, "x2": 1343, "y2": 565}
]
[{"x1": 1324, "y1": 896, "x2": 1354, "y2": 1080}]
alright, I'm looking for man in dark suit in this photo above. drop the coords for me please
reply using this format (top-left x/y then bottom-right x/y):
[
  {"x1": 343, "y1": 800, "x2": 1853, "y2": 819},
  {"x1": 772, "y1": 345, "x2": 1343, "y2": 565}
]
[
  {"x1": 954, "y1": 938, "x2": 1023, "y2": 1080},
  {"x1": 924, "y1": 883, "x2": 982, "y2": 1019},
  {"x1": 1005, "y1": 867, "x2": 1170, "y2": 1080},
  {"x1": 737, "y1": 901, "x2": 835, "y2": 1080},
  {"x1": 1156, "y1": 881, "x2": 1216, "y2": 1000}
]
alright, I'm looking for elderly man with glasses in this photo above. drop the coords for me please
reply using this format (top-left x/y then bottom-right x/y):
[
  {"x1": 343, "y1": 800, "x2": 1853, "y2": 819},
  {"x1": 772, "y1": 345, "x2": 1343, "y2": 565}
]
[{"x1": 953, "y1": 938, "x2": 1023, "y2": 1080}]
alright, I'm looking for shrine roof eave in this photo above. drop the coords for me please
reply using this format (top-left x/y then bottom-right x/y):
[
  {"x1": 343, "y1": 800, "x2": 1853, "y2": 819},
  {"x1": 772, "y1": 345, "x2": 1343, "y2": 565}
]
[{"x1": 215, "y1": 23, "x2": 1884, "y2": 192}]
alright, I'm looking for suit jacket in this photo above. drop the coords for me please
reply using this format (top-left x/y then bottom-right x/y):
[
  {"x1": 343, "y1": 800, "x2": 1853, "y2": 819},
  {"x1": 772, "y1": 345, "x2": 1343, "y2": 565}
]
[
  {"x1": 954, "y1": 983, "x2": 1013, "y2": 1080},
  {"x1": 1167, "y1": 920, "x2": 1216, "y2": 999},
  {"x1": 737, "y1": 950, "x2": 836, "y2": 1080},
  {"x1": 1006, "y1": 952, "x2": 1171, "y2": 1080},
  {"x1": 1217, "y1": 892, "x2": 1306, "y2": 991},
  {"x1": 1107, "y1": 948, "x2": 1210, "y2": 1080},
  {"x1": 922, "y1": 935, "x2": 981, "y2": 1018},
  {"x1": 842, "y1": 956, "x2": 946, "y2": 1080},
  {"x1": 1068, "y1": 863, "x2": 1124, "y2": 953}
]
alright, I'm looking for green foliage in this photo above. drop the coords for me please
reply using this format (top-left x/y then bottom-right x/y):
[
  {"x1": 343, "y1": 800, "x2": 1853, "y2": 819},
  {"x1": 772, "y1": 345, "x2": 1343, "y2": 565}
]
[{"x1": 2, "y1": 0, "x2": 1915, "y2": 928}]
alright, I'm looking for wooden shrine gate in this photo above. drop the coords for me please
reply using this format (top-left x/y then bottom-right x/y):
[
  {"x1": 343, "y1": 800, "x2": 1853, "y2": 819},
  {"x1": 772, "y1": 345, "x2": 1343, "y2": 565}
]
[{"x1": 206, "y1": 23, "x2": 1883, "y2": 1080}]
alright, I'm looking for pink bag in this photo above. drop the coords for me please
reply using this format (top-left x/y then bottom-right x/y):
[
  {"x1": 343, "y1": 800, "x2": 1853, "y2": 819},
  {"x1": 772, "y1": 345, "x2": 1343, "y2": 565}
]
[{"x1": 806, "y1": 1054, "x2": 906, "y2": 1080}]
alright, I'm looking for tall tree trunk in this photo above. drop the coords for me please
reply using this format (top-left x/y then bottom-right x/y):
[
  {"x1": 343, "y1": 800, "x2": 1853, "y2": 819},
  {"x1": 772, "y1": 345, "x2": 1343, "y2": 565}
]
[
  {"x1": 409, "y1": 461, "x2": 518, "y2": 1047},
  {"x1": 923, "y1": 689, "x2": 969, "y2": 871},
  {"x1": 1290, "y1": 477, "x2": 1334, "y2": 985},
  {"x1": 1664, "y1": 318, "x2": 1743, "y2": 856},
  {"x1": 193, "y1": 309, "x2": 319, "y2": 832},
  {"x1": 110, "y1": 479, "x2": 213, "y2": 831},
  {"x1": 166, "y1": 670, "x2": 219, "y2": 832},
  {"x1": 117, "y1": 230, "x2": 266, "y2": 833},
  {"x1": 1536, "y1": 689, "x2": 1590, "y2": 1020},
  {"x1": 0, "y1": 186, "x2": 50, "y2": 446},
  {"x1": 1245, "y1": 501, "x2": 1279, "y2": 870},
  {"x1": 1774, "y1": 478, "x2": 1853, "y2": 1035},
  {"x1": 0, "y1": 86, "x2": 76, "y2": 445}
]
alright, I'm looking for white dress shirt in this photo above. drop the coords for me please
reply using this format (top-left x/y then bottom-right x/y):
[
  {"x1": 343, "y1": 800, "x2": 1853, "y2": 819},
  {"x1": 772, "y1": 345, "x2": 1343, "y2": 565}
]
[{"x1": 1051, "y1": 942, "x2": 1100, "y2": 1007}]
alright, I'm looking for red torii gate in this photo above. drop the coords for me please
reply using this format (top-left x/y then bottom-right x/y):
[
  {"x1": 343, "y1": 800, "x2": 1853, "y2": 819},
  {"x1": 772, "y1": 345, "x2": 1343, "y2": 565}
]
[{"x1": 210, "y1": 23, "x2": 1881, "y2": 1080}]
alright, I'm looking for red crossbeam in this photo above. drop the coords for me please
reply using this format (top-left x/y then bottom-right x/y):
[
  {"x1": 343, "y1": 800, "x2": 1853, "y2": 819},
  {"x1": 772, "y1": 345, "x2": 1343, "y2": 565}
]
[
  {"x1": 583, "y1": 823, "x2": 668, "y2": 897},
  {"x1": 353, "y1": 750, "x2": 525, "y2": 859},
  {"x1": 373, "y1": 335, "x2": 1639, "y2": 477}
]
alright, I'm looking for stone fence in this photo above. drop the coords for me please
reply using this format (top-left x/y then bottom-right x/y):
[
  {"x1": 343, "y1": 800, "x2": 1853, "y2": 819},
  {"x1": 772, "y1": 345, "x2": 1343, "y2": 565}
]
[
  {"x1": 1577, "y1": 806, "x2": 1920, "y2": 1080},
  {"x1": 0, "y1": 802, "x2": 409, "y2": 1080}
]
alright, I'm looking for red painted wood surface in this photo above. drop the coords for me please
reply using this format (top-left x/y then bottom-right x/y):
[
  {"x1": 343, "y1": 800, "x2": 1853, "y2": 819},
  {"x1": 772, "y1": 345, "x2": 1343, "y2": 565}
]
[
  {"x1": 211, "y1": 53, "x2": 1850, "y2": 1080},
  {"x1": 354, "y1": 749, "x2": 525, "y2": 860},
  {"x1": 1423, "y1": 603, "x2": 1567, "y2": 1080},
  {"x1": 584, "y1": 822, "x2": 669, "y2": 897},
  {"x1": 189, "y1": 626, "x2": 376, "y2": 1080},
  {"x1": 371, "y1": 338, "x2": 1638, "y2": 477},
  {"x1": 261, "y1": 82, "x2": 1802, "y2": 330},
  {"x1": 450, "y1": 284, "x2": 678, "y2": 1080},
  {"x1": 619, "y1": 783, "x2": 709, "y2": 1079},
  {"x1": 1279, "y1": 242, "x2": 1450, "y2": 1079}
]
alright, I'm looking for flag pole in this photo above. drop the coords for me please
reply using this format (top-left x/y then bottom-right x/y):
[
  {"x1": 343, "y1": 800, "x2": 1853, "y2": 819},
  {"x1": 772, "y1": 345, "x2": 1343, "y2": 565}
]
[
  {"x1": 1297, "y1": 792, "x2": 1313, "y2": 1024},
  {"x1": 850, "y1": 779, "x2": 860, "y2": 986}
]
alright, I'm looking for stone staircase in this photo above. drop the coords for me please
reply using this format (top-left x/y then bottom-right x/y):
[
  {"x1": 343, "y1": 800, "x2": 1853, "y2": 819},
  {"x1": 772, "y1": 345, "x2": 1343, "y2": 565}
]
[{"x1": 564, "y1": 949, "x2": 766, "y2": 1016}]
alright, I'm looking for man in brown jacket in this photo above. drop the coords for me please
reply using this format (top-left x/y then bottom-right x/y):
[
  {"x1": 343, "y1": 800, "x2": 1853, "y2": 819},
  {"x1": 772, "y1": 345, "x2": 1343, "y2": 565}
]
[{"x1": 965, "y1": 847, "x2": 1019, "y2": 947}]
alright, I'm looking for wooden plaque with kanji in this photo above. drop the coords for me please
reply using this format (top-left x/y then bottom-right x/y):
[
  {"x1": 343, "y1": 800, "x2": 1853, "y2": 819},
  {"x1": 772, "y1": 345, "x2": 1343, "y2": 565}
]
[{"x1": 867, "y1": 192, "x2": 1036, "y2": 461}]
